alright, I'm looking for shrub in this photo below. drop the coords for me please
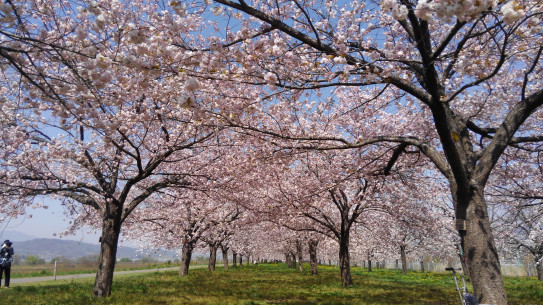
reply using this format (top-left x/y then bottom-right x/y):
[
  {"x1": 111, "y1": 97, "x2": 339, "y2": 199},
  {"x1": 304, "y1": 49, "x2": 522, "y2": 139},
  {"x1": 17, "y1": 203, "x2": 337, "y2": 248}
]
[{"x1": 25, "y1": 255, "x2": 46, "y2": 265}]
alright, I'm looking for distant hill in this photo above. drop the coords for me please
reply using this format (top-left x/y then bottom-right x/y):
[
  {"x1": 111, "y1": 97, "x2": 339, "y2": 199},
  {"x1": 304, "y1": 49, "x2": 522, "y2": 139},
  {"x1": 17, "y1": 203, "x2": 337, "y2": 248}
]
[
  {"x1": 0, "y1": 230, "x2": 38, "y2": 242},
  {"x1": 12, "y1": 238, "x2": 137, "y2": 260},
  {"x1": 11, "y1": 238, "x2": 180, "y2": 261}
]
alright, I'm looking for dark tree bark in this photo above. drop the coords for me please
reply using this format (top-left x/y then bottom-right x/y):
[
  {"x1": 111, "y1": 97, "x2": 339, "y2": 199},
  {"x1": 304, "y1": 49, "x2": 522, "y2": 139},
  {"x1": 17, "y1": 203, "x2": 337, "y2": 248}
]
[
  {"x1": 296, "y1": 240, "x2": 304, "y2": 273},
  {"x1": 93, "y1": 205, "x2": 122, "y2": 297},
  {"x1": 179, "y1": 242, "x2": 194, "y2": 276},
  {"x1": 308, "y1": 239, "x2": 319, "y2": 275},
  {"x1": 338, "y1": 232, "x2": 352, "y2": 286},
  {"x1": 367, "y1": 258, "x2": 372, "y2": 272},
  {"x1": 221, "y1": 245, "x2": 229, "y2": 270},
  {"x1": 400, "y1": 244, "x2": 408, "y2": 275},
  {"x1": 239, "y1": 255, "x2": 243, "y2": 266},
  {"x1": 286, "y1": 251, "x2": 296, "y2": 269},
  {"x1": 459, "y1": 191, "x2": 506, "y2": 303},
  {"x1": 232, "y1": 251, "x2": 237, "y2": 268},
  {"x1": 420, "y1": 260, "x2": 425, "y2": 273},
  {"x1": 208, "y1": 243, "x2": 218, "y2": 272}
]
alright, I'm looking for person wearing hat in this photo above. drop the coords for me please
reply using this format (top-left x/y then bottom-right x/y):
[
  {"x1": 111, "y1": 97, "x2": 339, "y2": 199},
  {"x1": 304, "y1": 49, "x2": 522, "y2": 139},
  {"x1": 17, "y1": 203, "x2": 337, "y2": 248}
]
[{"x1": 0, "y1": 240, "x2": 14, "y2": 288}]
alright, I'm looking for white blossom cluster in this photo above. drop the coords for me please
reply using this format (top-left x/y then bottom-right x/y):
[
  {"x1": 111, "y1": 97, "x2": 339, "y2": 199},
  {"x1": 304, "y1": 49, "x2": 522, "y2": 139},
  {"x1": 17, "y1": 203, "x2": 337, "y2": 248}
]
[
  {"x1": 500, "y1": 1, "x2": 525, "y2": 24},
  {"x1": 382, "y1": 0, "x2": 409, "y2": 20},
  {"x1": 380, "y1": 0, "x2": 528, "y2": 24}
]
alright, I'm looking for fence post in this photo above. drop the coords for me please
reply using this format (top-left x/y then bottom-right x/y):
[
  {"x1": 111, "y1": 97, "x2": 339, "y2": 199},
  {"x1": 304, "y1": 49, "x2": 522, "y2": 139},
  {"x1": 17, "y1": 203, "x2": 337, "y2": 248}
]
[{"x1": 54, "y1": 260, "x2": 57, "y2": 280}]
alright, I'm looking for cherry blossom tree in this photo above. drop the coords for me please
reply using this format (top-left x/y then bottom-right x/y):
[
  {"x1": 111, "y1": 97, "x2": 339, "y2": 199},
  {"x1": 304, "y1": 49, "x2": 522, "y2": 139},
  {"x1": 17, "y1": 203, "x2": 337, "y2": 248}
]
[
  {"x1": 201, "y1": 203, "x2": 242, "y2": 271},
  {"x1": 349, "y1": 225, "x2": 393, "y2": 272},
  {"x1": 236, "y1": 220, "x2": 299, "y2": 264},
  {"x1": 504, "y1": 205, "x2": 543, "y2": 280},
  {"x1": 245, "y1": 150, "x2": 370, "y2": 285},
  {"x1": 125, "y1": 188, "x2": 214, "y2": 276},
  {"x1": 487, "y1": 151, "x2": 543, "y2": 280},
  {"x1": 307, "y1": 234, "x2": 322, "y2": 275},
  {"x1": 1, "y1": 1, "x2": 541, "y2": 303},
  {"x1": 198, "y1": 1, "x2": 543, "y2": 303},
  {"x1": 0, "y1": 0, "x2": 224, "y2": 297},
  {"x1": 385, "y1": 200, "x2": 455, "y2": 274},
  {"x1": 124, "y1": 136, "x2": 257, "y2": 275},
  {"x1": 242, "y1": 142, "x2": 442, "y2": 285}
]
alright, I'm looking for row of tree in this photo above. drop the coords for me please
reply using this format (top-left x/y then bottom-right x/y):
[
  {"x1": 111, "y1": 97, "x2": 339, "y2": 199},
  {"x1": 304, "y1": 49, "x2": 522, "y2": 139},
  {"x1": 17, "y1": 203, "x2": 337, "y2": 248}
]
[{"x1": 0, "y1": 1, "x2": 542, "y2": 304}]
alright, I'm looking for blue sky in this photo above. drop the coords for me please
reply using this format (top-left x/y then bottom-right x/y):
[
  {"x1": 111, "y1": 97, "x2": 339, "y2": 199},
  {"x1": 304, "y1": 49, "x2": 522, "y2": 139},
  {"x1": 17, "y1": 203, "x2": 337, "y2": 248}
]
[{"x1": 1, "y1": 202, "x2": 100, "y2": 244}]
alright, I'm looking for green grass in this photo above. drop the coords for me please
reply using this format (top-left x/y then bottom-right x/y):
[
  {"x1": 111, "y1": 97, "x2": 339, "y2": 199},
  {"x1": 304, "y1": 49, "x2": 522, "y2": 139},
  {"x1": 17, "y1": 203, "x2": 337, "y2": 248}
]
[
  {"x1": 0, "y1": 263, "x2": 541, "y2": 304},
  {"x1": 10, "y1": 262, "x2": 180, "y2": 278}
]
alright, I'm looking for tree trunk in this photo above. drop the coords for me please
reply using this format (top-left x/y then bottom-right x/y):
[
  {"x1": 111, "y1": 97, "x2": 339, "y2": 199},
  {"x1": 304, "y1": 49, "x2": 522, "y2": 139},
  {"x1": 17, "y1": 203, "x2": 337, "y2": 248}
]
[
  {"x1": 93, "y1": 208, "x2": 122, "y2": 297},
  {"x1": 459, "y1": 191, "x2": 507, "y2": 305},
  {"x1": 395, "y1": 259, "x2": 399, "y2": 270},
  {"x1": 400, "y1": 244, "x2": 407, "y2": 275},
  {"x1": 239, "y1": 255, "x2": 243, "y2": 266},
  {"x1": 420, "y1": 260, "x2": 425, "y2": 273},
  {"x1": 285, "y1": 252, "x2": 292, "y2": 268},
  {"x1": 287, "y1": 251, "x2": 296, "y2": 268},
  {"x1": 221, "y1": 245, "x2": 229, "y2": 270},
  {"x1": 536, "y1": 257, "x2": 543, "y2": 281},
  {"x1": 296, "y1": 240, "x2": 303, "y2": 273},
  {"x1": 308, "y1": 239, "x2": 319, "y2": 275},
  {"x1": 367, "y1": 259, "x2": 372, "y2": 272},
  {"x1": 338, "y1": 236, "x2": 352, "y2": 286},
  {"x1": 232, "y1": 251, "x2": 237, "y2": 268},
  {"x1": 179, "y1": 242, "x2": 193, "y2": 276},
  {"x1": 208, "y1": 244, "x2": 218, "y2": 272}
]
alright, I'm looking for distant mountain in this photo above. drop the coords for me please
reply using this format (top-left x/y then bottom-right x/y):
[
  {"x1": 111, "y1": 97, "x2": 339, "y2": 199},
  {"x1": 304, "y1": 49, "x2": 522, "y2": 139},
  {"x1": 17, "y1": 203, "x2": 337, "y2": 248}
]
[
  {"x1": 1, "y1": 230, "x2": 39, "y2": 242},
  {"x1": 12, "y1": 238, "x2": 138, "y2": 260},
  {"x1": 15, "y1": 238, "x2": 96, "y2": 259},
  {"x1": 11, "y1": 238, "x2": 180, "y2": 261}
]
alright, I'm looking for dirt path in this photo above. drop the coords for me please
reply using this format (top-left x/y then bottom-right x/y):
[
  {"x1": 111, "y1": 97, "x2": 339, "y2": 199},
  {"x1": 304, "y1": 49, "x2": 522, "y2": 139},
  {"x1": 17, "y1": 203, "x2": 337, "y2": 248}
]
[{"x1": 9, "y1": 265, "x2": 205, "y2": 285}]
